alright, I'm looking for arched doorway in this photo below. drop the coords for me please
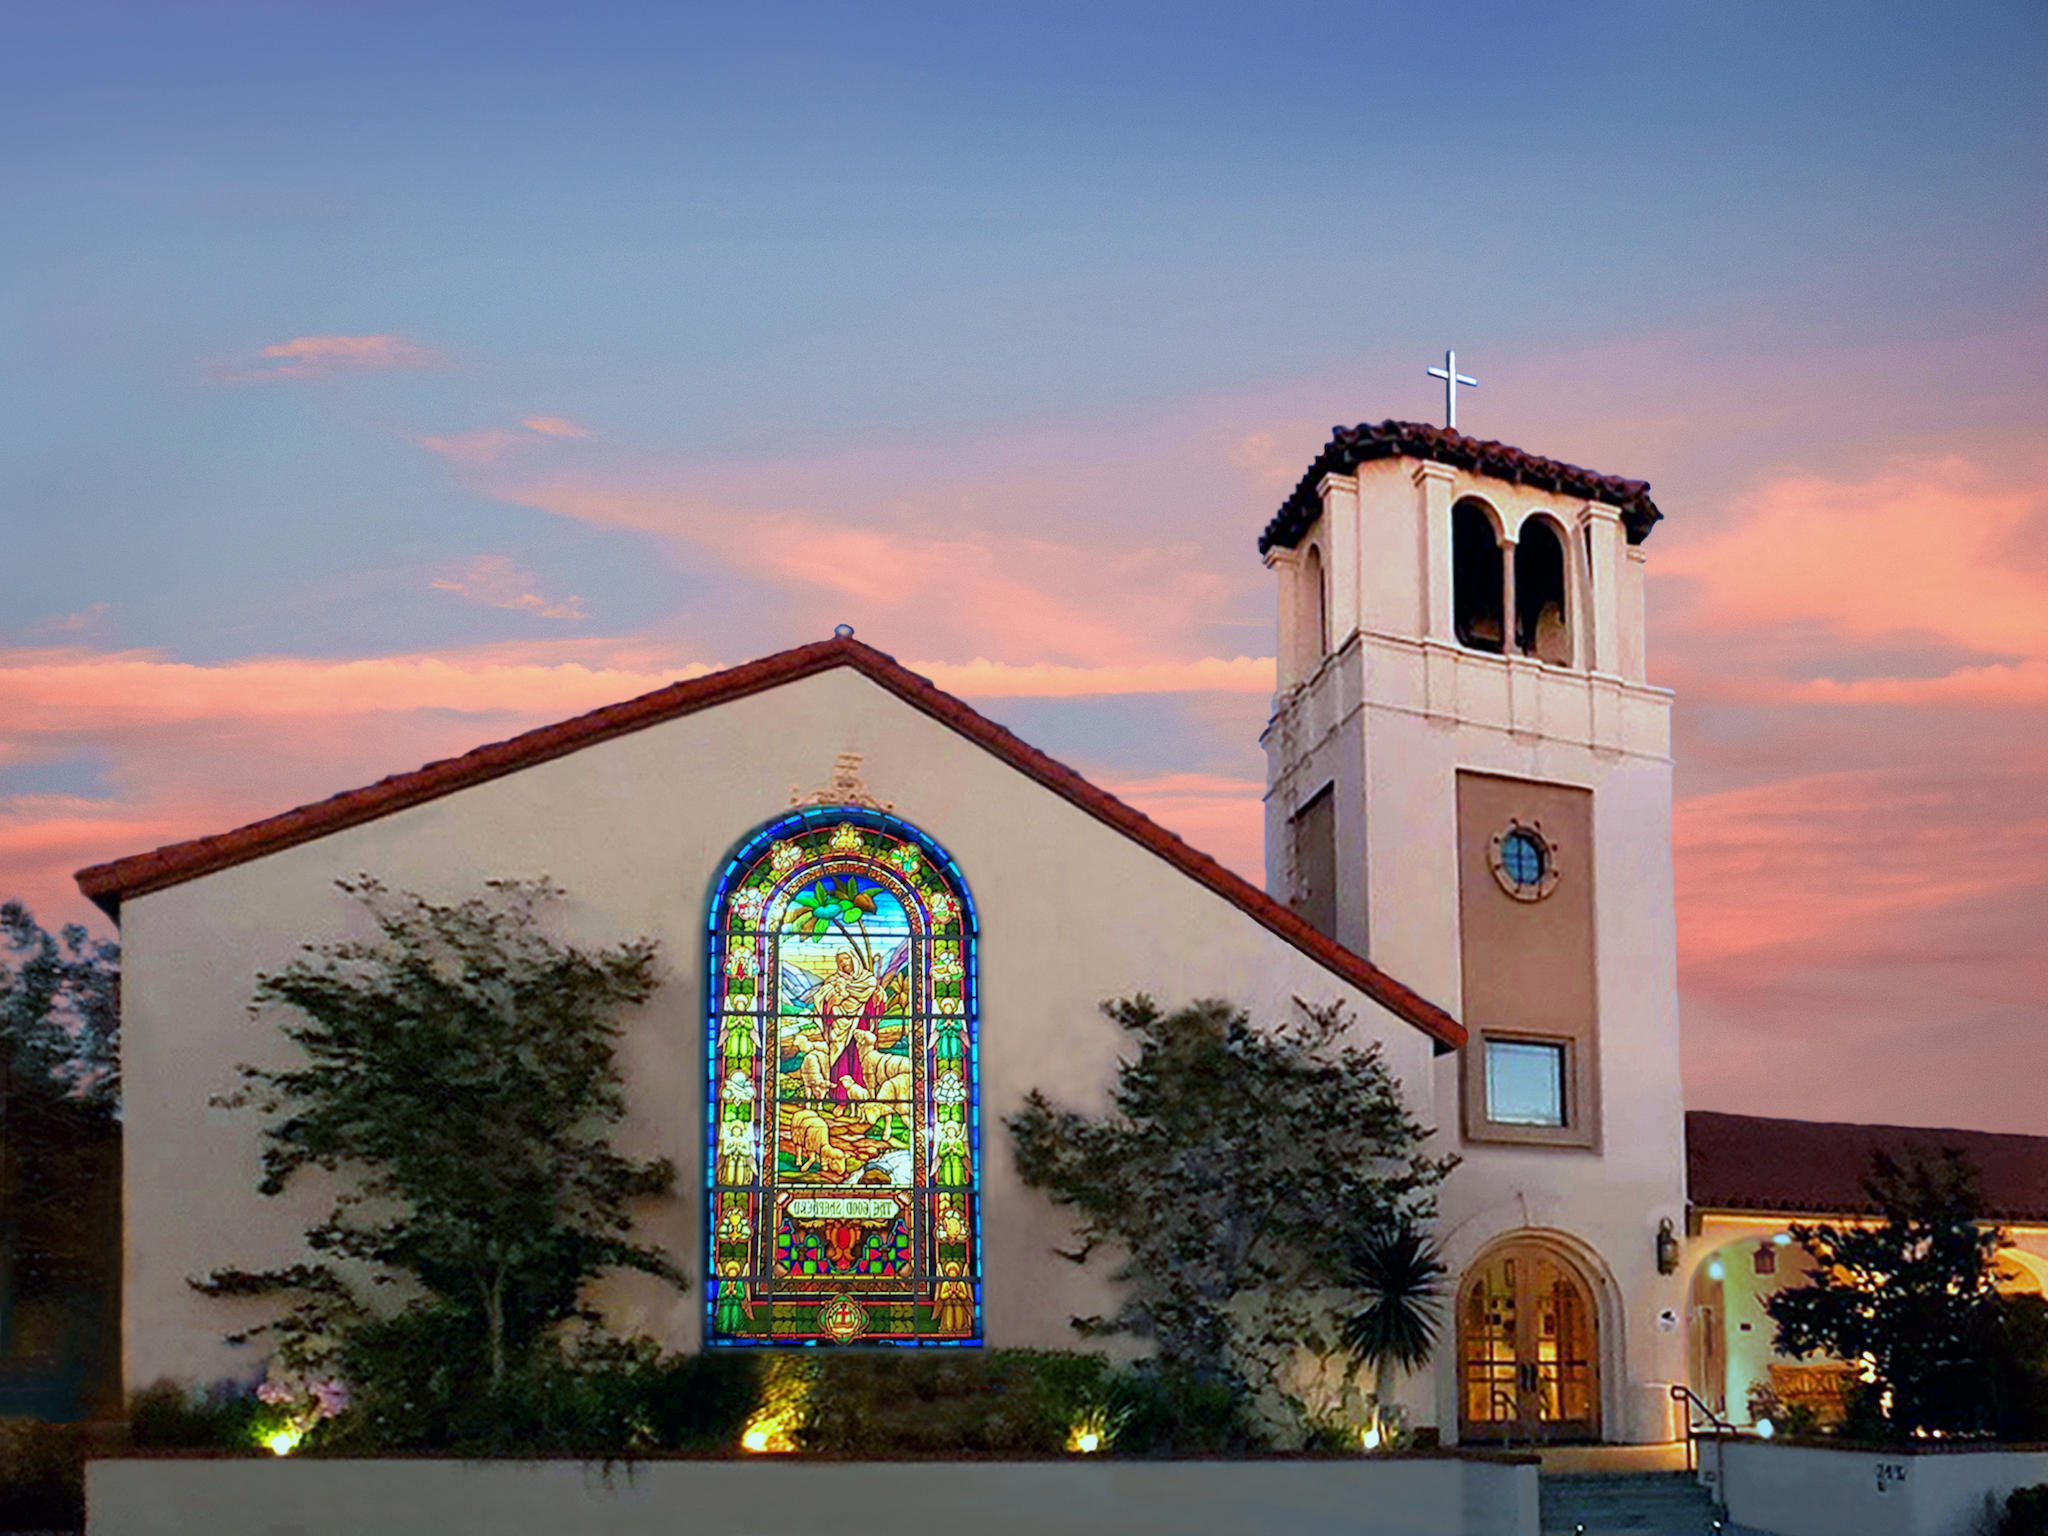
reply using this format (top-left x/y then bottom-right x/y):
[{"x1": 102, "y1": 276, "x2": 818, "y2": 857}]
[{"x1": 1458, "y1": 1241, "x2": 1601, "y2": 1443}]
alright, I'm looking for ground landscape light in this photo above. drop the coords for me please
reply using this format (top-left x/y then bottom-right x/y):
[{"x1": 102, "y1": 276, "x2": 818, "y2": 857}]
[{"x1": 1756, "y1": 1418, "x2": 1776, "y2": 1440}]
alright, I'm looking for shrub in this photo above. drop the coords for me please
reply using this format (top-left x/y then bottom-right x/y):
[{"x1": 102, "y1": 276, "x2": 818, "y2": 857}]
[
  {"x1": 1103, "y1": 1363, "x2": 1256, "y2": 1455},
  {"x1": 323, "y1": 1331, "x2": 760, "y2": 1455},
  {"x1": 796, "y1": 1351, "x2": 1109, "y2": 1456},
  {"x1": 781, "y1": 1351, "x2": 1254, "y2": 1457},
  {"x1": 2001, "y1": 1482, "x2": 2048, "y2": 1536},
  {"x1": 131, "y1": 1344, "x2": 760, "y2": 1459},
  {"x1": 126, "y1": 1379, "x2": 266, "y2": 1449},
  {"x1": 1991, "y1": 1293, "x2": 2048, "y2": 1441}
]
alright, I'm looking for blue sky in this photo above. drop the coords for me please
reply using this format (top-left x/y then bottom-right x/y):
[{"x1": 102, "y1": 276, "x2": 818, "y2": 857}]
[{"x1": 4, "y1": 0, "x2": 2046, "y2": 1127}]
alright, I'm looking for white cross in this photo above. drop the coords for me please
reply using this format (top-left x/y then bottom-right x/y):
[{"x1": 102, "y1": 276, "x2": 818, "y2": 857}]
[{"x1": 1426, "y1": 350, "x2": 1477, "y2": 430}]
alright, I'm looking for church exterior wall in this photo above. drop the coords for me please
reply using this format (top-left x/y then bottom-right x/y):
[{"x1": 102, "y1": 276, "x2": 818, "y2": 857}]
[{"x1": 117, "y1": 665, "x2": 1441, "y2": 1396}]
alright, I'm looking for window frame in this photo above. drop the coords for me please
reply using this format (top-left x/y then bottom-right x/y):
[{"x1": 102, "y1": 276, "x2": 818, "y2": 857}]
[{"x1": 1463, "y1": 1029, "x2": 1597, "y2": 1149}]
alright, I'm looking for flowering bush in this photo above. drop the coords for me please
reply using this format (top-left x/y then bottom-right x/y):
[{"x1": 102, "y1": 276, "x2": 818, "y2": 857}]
[{"x1": 253, "y1": 1374, "x2": 353, "y2": 1453}]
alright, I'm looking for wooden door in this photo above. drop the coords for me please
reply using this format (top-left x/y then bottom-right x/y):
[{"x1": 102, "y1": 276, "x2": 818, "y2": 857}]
[{"x1": 1458, "y1": 1245, "x2": 1600, "y2": 1443}]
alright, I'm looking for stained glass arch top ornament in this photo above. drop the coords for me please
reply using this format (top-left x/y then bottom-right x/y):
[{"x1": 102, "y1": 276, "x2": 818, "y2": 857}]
[{"x1": 706, "y1": 808, "x2": 980, "y2": 1347}]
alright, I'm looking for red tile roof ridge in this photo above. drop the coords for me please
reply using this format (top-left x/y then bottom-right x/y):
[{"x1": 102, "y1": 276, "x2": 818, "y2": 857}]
[
  {"x1": 1258, "y1": 418, "x2": 1663, "y2": 556},
  {"x1": 74, "y1": 635, "x2": 1465, "y2": 1052}
]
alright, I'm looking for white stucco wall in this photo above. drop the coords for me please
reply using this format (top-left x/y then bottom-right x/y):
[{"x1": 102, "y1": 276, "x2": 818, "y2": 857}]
[
  {"x1": 86, "y1": 1455, "x2": 1542, "y2": 1536},
  {"x1": 118, "y1": 665, "x2": 1442, "y2": 1398},
  {"x1": 1722, "y1": 1439, "x2": 2048, "y2": 1536}
]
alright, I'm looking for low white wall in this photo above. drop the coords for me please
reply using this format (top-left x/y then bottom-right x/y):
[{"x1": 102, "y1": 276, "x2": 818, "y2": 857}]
[
  {"x1": 1723, "y1": 1439, "x2": 2048, "y2": 1536},
  {"x1": 88, "y1": 1455, "x2": 1539, "y2": 1536}
]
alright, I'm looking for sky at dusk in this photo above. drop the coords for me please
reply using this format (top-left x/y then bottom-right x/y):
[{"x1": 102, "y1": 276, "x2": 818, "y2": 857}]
[{"x1": 4, "y1": 2, "x2": 2045, "y2": 1130}]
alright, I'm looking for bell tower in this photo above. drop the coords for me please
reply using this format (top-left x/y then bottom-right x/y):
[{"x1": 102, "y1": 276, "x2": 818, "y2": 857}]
[{"x1": 1260, "y1": 419, "x2": 1687, "y2": 1445}]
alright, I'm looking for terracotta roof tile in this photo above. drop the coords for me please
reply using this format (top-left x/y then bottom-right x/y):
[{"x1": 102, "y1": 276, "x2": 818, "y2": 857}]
[
  {"x1": 1687, "y1": 1110, "x2": 2048, "y2": 1224},
  {"x1": 1258, "y1": 420, "x2": 1663, "y2": 555},
  {"x1": 75, "y1": 636, "x2": 1465, "y2": 1052}
]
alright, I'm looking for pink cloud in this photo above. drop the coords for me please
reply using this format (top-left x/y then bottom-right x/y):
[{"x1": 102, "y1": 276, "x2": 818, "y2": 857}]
[
  {"x1": 501, "y1": 477, "x2": 1238, "y2": 668},
  {"x1": 1673, "y1": 765, "x2": 2048, "y2": 970},
  {"x1": 1786, "y1": 658, "x2": 2048, "y2": 706},
  {"x1": 1658, "y1": 456, "x2": 2048, "y2": 662},
  {"x1": 920, "y1": 656, "x2": 1273, "y2": 697},
  {"x1": 1671, "y1": 743, "x2": 2048, "y2": 1133},
  {"x1": 28, "y1": 602, "x2": 113, "y2": 635},
  {"x1": 210, "y1": 333, "x2": 440, "y2": 382},
  {"x1": 430, "y1": 555, "x2": 586, "y2": 620},
  {"x1": 1101, "y1": 773, "x2": 1267, "y2": 883},
  {"x1": 521, "y1": 416, "x2": 590, "y2": 438},
  {"x1": 422, "y1": 428, "x2": 521, "y2": 464},
  {"x1": 420, "y1": 416, "x2": 592, "y2": 463},
  {"x1": 0, "y1": 645, "x2": 697, "y2": 729}
]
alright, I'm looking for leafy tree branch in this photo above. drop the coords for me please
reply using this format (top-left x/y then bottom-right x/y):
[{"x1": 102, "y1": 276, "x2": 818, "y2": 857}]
[
  {"x1": 196, "y1": 877, "x2": 681, "y2": 1393},
  {"x1": 1007, "y1": 995, "x2": 1453, "y2": 1435}
]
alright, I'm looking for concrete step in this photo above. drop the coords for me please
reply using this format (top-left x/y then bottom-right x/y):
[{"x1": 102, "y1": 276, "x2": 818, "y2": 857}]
[{"x1": 1540, "y1": 1472, "x2": 1728, "y2": 1535}]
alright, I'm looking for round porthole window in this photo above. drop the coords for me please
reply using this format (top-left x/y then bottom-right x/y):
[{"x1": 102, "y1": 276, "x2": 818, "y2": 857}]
[{"x1": 1488, "y1": 820, "x2": 1560, "y2": 902}]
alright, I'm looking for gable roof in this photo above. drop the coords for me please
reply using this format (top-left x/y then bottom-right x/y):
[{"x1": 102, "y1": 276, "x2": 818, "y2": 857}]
[
  {"x1": 1258, "y1": 419, "x2": 1663, "y2": 556},
  {"x1": 75, "y1": 635, "x2": 1464, "y2": 1052},
  {"x1": 1687, "y1": 1110, "x2": 2048, "y2": 1225}
]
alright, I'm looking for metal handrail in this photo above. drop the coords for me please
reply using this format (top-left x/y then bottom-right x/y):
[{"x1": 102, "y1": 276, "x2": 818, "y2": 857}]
[
  {"x1": 1491, "y1": 1389, "x2": 1521, "y2": 1453},
  {"x1": 1669, "y1": 1383, "x2": 1733, "y2": 1511}
]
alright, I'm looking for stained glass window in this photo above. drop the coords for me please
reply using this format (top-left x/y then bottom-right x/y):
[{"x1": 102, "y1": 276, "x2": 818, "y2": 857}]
[{"x1": 706, "y1": 809, "x2": 980, "y2": 1347}]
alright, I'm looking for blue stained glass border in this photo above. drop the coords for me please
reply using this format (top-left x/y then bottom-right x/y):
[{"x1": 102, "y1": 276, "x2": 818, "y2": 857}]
[{"x1": 703, "y1": 807, "x2": 981, "y2": 1348}]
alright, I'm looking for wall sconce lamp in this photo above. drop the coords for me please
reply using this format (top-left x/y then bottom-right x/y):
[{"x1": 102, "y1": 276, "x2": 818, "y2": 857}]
[{"x1": 1656, "y1": 1217, "x2": 1680, "y2": 1276}]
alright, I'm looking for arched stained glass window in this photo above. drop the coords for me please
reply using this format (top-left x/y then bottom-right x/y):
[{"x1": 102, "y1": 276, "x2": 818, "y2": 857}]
[{"x1": 706, "y1": 809, "x2": 980, "y2": 1347}]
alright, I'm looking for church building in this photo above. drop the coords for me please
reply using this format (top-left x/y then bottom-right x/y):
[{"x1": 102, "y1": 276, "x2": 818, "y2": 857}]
[{"x1": 78, "y1": 419, "x2": 2048, "y2": 1449}]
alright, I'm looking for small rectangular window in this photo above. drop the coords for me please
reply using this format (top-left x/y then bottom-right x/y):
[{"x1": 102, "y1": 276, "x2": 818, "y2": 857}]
[{"x1": 1485, "y1": 1039, "x2": 1567, "y2": 1127}]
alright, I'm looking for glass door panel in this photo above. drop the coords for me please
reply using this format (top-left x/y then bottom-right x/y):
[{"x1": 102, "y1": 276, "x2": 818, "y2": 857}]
[{"x1": 1457, "y1": 1245, "x2": 1600, "y2": 1443}]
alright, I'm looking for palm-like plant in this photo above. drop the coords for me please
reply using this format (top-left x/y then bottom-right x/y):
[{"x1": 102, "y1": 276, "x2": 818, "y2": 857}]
[{"x1": 1337, "y1": 1220, "x2": 1448, "y2": 1441}]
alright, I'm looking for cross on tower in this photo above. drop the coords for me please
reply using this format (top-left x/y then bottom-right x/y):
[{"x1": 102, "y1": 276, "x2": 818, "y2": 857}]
[{"x1": 1426, "y1": 349, "x2": 1477, "y2": 431}]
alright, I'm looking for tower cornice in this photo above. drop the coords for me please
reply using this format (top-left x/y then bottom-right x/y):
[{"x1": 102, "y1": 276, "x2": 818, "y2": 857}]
[{"x1": 1259, "y1": 420, "x2": 1661, "y2": 555}]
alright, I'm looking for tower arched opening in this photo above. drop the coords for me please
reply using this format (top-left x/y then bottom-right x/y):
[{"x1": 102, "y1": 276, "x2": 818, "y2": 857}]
[
  {"x1": 1304, "y1": 542, "x2": 1329, "y2": 661},
  {"x1": 1453, "y1": 498, "x2": 1505, "y2": 653},
  {"x1": 1514, "y1": 517, "x2": 1572, "y2": 666}
]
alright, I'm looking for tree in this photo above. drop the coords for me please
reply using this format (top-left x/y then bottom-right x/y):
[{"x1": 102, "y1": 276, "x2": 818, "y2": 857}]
[
  {"x1": 0, "y1": 903, "x2": 121, "y2": 1415},
  {"x1": 0, "y1": 901, "x2": 119, "y2": 1113},
  {"x1": 1765, "y1": 1146, "x2": 2012, "y2": 1437},
  {"x1": 1337, "y1": 1219, "x2": 1448, "y2": 1439},
  {"x1": 1006, "y1": 996, "x2": 1453, "y2": 1427},
  {"x1": 197, "y1": 878, "x2": 681, "y2": 1395}
]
